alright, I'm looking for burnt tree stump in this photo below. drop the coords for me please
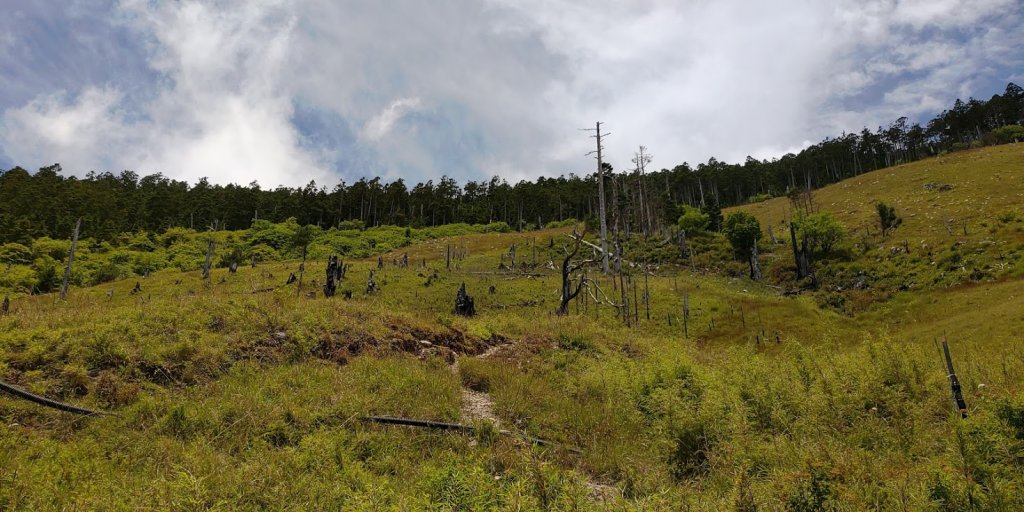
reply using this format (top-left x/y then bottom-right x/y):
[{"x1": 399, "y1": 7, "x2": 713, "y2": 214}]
[
  {"x1": 454, "y1": 283, "x2": 476, "y2": 317},
  {"x1": 1, "y1": 295, "x2": 9, "y2": 316},
  {"x1": 366, "y1": 270, "x2": 378, "y2": 294},
  {"x1": 324, "y1": 256, "x2": 339, "y2": 297}
]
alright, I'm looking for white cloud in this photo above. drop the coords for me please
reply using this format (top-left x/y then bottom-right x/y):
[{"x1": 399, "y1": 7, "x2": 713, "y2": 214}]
[
  {"x1": 2, "y1": 0, "x2": 331, "y2": 187},
  {"x1": 1, "y1": 0, "x2": 1021, "y2": 184},
  {"x1": 361, "y1": 97, "x2": 422, "y2": 142}
]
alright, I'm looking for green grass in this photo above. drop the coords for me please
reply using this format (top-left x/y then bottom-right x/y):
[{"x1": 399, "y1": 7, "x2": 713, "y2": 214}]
[{"x1": 2, "y1": 146, "x2": 1024, "y2": 509}]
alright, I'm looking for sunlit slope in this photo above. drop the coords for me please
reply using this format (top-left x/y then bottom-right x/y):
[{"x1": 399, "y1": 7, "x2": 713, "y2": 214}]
[{"x1": 732, "y1": 143, "x2": 1024, "y2": 246}]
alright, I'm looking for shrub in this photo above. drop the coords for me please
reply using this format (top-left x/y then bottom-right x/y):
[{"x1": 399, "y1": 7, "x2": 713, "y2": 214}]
[
  {"x1": 794, "y1": 211, "x2": 845, "y2": 253},
  {"x1": 723, "y1": 212, "x2": 761, "y2": 258},
  {"x1": 246, "y1": 218, "x2": 299, "y2": 249},
  {"x1": 992, "y1": 124, "x2": 1024, "y2": 144},
  {"x1": 337, "y1": 219, "x2": 366, "y2": 231},
  {"x1": 677, "y1": 206, "x2": 710, "y2": 234},
  {"x1": 0, "y1": 243, "x2": 33, "y2": 265},
  {"x1": 31, "y1": 256, "x2": 61, "y2": 292},
  {"x1": 876, "y1": 201, "x2": 902, "y2": 236},
  {"x1": 91, "y1": 261, "x2": 126, "y2": 285},
  {"x1": 31, "y1": 237, "x2": 69, "y2": 261}
]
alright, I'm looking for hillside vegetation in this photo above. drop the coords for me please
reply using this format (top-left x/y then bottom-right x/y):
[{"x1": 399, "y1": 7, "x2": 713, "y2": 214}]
[{"x1": 1, "y1": 146, "x2": 1023, "y2": 510}]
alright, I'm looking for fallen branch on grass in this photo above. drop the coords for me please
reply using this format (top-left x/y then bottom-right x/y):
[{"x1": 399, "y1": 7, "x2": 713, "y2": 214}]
[
  {"x1": 360, "y1": 415, "x2": 580, "y2": 453},
  {"x1": 0, "y1": 379, "x2": 111, "y2": 416}
]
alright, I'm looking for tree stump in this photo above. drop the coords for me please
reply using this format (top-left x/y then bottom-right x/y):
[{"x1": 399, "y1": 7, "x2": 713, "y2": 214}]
[
  {"x1": 366, "y1": 270, "x2": 378, "y2": 294},
  {"x1": 1, "y1": 295, "x2": 9, "y2": 316},
  {"x1": 130, "y1": 282, "x2": 142, "y2": 295},
  {"x1": 454, "y1": 282, "x2": 476, "y2": 317},
  {"x1": 286, "y1": 273, "x2": 297, "y2": 285},
  {"x1": 324, "y1": 256, "x2": 339, "y2": 297}
]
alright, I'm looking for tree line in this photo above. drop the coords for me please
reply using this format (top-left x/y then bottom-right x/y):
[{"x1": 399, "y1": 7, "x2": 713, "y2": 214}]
[{"x1": 1, "y1": 82, "x2": 1021, "y2": 243}]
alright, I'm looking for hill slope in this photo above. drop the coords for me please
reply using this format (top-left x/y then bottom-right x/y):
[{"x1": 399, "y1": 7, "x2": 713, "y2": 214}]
[
  {"x1": 733, "y1": 143, "x2": 1024, "y2": 247},
  {"x1": 1, "y1": 146, "x2": 1024, "y2": 509}
]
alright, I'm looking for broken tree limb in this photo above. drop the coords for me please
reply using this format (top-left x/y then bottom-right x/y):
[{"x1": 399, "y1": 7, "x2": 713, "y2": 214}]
[
  {"x1": 0, "y1": 379, "x2": 110, "y2": 416},
  {"x1": 578, "y1": 237, "x2": 635, "y2": 266},
  {"x1": 359, "y1": 415, "x2": 579, "y2": 452},
  {"x1": 557, "y1": 230, "x2": 596, "y2": 315}
]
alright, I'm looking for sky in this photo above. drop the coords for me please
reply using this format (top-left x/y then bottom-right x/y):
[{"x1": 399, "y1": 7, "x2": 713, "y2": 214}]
[{"x1": 1, "y1": 0, "x2": 1021, "y2": 188}]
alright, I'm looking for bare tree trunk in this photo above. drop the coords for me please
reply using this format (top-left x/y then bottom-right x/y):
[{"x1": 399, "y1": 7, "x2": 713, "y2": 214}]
[
  {"x1": 296, "y1": 247, "x2": 307, "y2": 296},
  {"x1": 643, "y1": 269, "x2": 650, "y2": 320},
  {"x1": 749, "y1": 242, "x2": 762, "y2": 281},
  {"x1": 60, "y1": 218, "x2": 81, "y2": 300},
  {"x1": 593, "y1": 122, "x2": 610, "y2": 273},
  {"x1": 557, "y1": 231, "x2": 590, "y2": 316},
  {"x1": 202, "y1": 236, "x2": 215, "y2": 281},
  {"x1": 683, "y1": 291, "x2": 690, "y2": 337}
]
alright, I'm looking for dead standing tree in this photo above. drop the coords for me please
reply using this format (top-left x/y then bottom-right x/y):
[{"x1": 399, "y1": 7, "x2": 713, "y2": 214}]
[
  {"x1": 201, "y1": 224, "x2": 216, "y2": 282},
  {"x1": 292, "y1": 225, "x2": 315, "y2": 296},
  {"x1": 582, "y1": 122, "x2": 610, "y2": 273},
  {"x1": 789, "y1": 222, "x2": 813, "y2": 282},
  {"x1": 556, "y1": 230, "x2": 596, "y2": 316},
  {"x1": 59, "y1": 218, "x2": 81, "y2": 300}
]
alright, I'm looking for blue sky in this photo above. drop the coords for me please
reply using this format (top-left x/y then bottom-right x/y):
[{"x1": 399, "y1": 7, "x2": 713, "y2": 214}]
[{"x1": 1, "y1": 0, "x2": 1022, "y2": 188}]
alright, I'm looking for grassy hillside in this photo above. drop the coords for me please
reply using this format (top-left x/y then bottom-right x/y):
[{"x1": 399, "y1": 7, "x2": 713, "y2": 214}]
[
  {"x1": 2, "y1": 146, "x2": 1024, "y2": 510},
  {"x1": 728, "y1": 143, "x2": 1024, "y2": 313},
  {"x1": 733, "y1": 143, "x2": 1024, "y2": 247},
  {"x1": 2, "y1": 224, "x2": 1023, "y2": 510}
]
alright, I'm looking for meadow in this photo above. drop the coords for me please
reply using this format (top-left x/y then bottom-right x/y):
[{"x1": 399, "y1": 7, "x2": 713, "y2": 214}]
[{"x1": 1, "y1": 145, "x2": 1024, "y2": 510}]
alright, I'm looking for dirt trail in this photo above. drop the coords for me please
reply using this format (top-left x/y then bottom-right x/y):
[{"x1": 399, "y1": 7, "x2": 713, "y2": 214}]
[
  {"x1": 451, "y1": 339, "x2": 621, "y2": 502},
  {"x1": 450, "y1": 342, "x2": 506, "y2": 425}
]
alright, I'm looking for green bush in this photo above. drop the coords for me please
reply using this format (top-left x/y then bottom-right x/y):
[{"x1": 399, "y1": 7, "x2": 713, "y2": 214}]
[
  {"x1": 678, "y1": 206, "x2": 710, "y2": 234},
  {"x1": 723, "y1": 212, "x2": 761, "y2": 258},
  {"x1": 876, "y1": 201, "x2": 902, "y2": 236},
  {"x1": 31, "y1": 237, "x2": 69, "y2": 261},
  {"x1": 993, "y1": 125, "x2": 1024, "y2": 144},
  {"x1": 0, "y1": 243, "x2": 33, "y2": 265},
  {"x1": 794, "y1": 211, "x2": 845, "y2": 253},
  {"x1": 31, "y1": 256, "x2": 62, "y2": 292}
]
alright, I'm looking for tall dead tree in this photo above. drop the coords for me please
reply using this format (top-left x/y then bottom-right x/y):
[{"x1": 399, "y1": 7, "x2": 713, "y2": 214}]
[
  {"x1": 749, "y1": 242, "x2": 762, "y2": 281},
  {"x1": 632, "y1": 146, "x2": 654, "y2": 237},
  {"x1": 583, "y1": 122, "x2": 610, "y2": 273},
  {"x1": 678, "y1": 229, "x2": 696, "y2": 272},
  {"x1": 789, "y1": 222, "x2": 813, "y2": 281},
  {"x1": 643, "y1": 267, "x2": 650, "y2": 320},
  {"x1": 557, "y1": 231, "x2": 594, "y2": 316},
  {"x1": 202, "y1": 230, "x2": 215, "y2": 281},
  {"x1": 59, "y1": 218, "x2": 81, "y2": 300}
]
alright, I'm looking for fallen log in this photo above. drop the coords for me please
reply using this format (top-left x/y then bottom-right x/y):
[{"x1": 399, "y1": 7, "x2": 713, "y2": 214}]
[
  {"x1": 0, "y1": 379, "x2": 110, "y2": 416},
  {"x1": 360, "y1": 415, "x2": 578, "y2": 452}
]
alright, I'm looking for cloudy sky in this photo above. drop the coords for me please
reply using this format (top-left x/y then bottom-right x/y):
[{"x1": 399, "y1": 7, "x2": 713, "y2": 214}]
[{"x1": 1, "y1": 0, "x2": 1021, "y2": 188}]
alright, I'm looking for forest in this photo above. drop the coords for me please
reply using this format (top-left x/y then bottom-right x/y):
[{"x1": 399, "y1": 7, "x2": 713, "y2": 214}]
[{"x1": 1, "y1": 83, "x2": 1022, "y2": 244}]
